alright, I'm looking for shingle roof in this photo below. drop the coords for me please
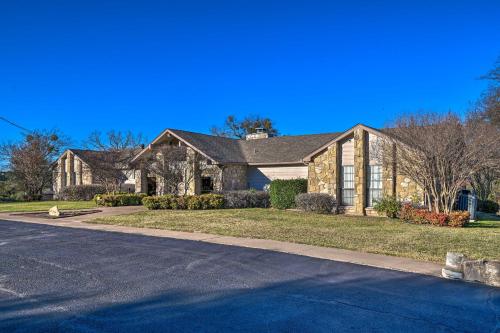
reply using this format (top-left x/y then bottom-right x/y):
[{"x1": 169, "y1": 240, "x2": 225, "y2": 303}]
[
  {"x1": 239, "y1": 133, "x2": 341, "y2": 164},
  {"x1": 168, "y1": 130, "x2": 247, "y2": 163},
  {"x1": 167, "y1": 130, "x2": 341, "y2": 165},
  {"x1": 69, "y1": 148, "x2": 140, "y2": 166},
  {"x1": 69, "y1": 149, "x2": 109, "y2": 164}
]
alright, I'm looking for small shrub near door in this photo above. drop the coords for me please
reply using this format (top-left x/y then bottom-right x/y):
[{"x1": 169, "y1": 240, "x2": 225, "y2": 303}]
[
  {"x1": 223, "y1": 190, "x2": 270, "y2": 208},
  {"x1": 373, "y1": 196, "x2": 401, "y2": 218},
  {"x1": 295, "y1": 193, "x2": 336, "y2": 214},
  {"x1": 269, "y1": 179, "x2": 308, "y2": 209}
]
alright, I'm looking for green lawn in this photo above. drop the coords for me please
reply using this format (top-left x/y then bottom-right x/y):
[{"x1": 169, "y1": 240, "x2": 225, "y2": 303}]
[
  {"x1": 0, "y1": 200, "x2": 97, "y2": 212},
  {"x1": 89, "y1": 208, "x2": 500, "y2": 263}
]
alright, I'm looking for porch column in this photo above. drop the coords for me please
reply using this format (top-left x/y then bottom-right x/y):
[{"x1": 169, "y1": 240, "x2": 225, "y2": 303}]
[
  {"x1": 65, "y1": 151, "x2": 75, "y2": 187},
  {"x1": 135, "y1": 168, "x2": 148, "y2": 193},
  {"x1": 75, "y1": 158, "x2": 83, "y2": 185},
  {"x1": 55, "y1": 158, "x2": 65, "y2": 194}
]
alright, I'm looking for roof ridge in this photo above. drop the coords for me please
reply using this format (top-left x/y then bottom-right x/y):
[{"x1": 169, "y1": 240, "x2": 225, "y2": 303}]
[{"x1": 168, "y1": 128, "x2": 239, "y2": 141}]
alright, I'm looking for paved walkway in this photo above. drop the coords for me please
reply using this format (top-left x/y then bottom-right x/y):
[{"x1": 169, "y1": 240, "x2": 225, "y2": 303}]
[{"x1": 0, "y1": 207, "x2": 443, "y2": 277}]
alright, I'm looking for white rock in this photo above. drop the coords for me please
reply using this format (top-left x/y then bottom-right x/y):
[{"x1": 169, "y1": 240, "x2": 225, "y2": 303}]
[
  {"x1": 48, "y1": 205, "x2": 60, "y2": 217},
  {"x1": 445, "y1": 252, "x2": 466, "y2": 271}
]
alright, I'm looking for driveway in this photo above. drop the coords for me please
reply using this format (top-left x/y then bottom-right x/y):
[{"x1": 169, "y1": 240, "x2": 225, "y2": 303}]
[{"x1": 0, "y1": 220, "x2": 498, "y2": 332}]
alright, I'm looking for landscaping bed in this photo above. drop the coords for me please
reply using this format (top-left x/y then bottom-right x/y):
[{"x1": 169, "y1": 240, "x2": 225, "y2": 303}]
[{"x1": 89, "y1": 208, "x2": 500, "y2": 263}]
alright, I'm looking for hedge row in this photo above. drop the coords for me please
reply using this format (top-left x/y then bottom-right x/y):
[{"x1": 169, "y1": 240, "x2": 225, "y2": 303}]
[
  {"x1": 142, "y1": 194, "x2": 224, "y2": 210},
  {"x1": 269, "y1": 179, "x2": 308, "y2": 209},
  {"x1": 94, "y1": 193, "x2": 147, "y2": 207},
  {"x1": 399, "y1": 203, "x2": 470, "y2": 227}
]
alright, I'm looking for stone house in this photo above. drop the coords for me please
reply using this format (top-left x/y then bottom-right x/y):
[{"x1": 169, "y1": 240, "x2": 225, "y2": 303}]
[
  {"x1": 53, "y1": 149, "x2": 136, "y2": 197},
  {"x1": 132, "y1": 124, "x2": 423, "y2": 215}
]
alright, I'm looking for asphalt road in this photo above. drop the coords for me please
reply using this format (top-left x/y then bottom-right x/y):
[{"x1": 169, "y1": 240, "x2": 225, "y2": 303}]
[{"x1": 0, "y1": 220, "x2": 498, "y2": 332}]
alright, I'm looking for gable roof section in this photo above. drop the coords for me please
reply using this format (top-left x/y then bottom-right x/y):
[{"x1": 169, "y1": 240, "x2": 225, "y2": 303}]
[
  {"x1": 68, "y1": 149, "x2": 108, "y2": 164},
  {"x1": 132, "y1": 129, "x2": 342, "y2": 165},
  {"x1": 302, "y1": 124, "x2": 391, "y2": 162},
  {"x1": 61, "y1": 149, "x2": 140, "y2": 168},
  {"x1": 169, "y1": 129, "x2": 247, "y2": 163}
]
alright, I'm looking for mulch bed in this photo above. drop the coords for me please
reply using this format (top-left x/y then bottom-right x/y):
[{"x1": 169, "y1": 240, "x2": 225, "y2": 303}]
[{"x1": 11, "y1": 209, "x2": 102, "y2": 219}]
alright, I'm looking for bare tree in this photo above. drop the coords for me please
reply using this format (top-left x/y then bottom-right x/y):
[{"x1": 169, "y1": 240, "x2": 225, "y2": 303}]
[
  {"x1": 0, "y1": 130, "x2": 67, "y2": 201},
  {"x1": 477, "y1": 57, "x2": 500, "y2": 128},
  {"x1": 84, "y1": 130, "x2": 145, "y2": 192},
  {"x1": 378, "y1": 111, "x2": 500, "y2": 214},
  {"x1": 470, "y1": 167, "x2": 499, "y2": 201},
  {"x1": 211, "y1": 115, "x2": 278, "y2": 138},
  {"x1": 143, "y1": 145, "x2": 202, "y2": 195}
]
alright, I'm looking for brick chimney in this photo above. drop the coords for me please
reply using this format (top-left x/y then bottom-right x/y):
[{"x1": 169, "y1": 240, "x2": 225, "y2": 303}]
[{"x1": 246, "y1": 127, "x2": 271, "y2": 140}]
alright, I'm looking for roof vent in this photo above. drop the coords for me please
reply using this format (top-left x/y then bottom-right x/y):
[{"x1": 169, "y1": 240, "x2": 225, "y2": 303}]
[{"x1": 246, "y1": 127, "x2": 271, "y2": 140}]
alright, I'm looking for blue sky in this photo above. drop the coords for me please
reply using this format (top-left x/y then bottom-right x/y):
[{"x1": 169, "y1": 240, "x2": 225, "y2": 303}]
[{"x1": 1, "y1": 0, "x2": 499, "y2": 146}]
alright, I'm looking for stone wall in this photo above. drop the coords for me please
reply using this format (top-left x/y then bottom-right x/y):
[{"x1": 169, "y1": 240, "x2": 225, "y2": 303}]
[
  {"x1": 307, "y1": 127, "x2": 424, "y2": 215},
  {"x1": 395, "y1": 174, "x2": 424, "y2": 204},
  {"x1": 200, "y1": 163, "x2": 223, "y2": 193},
  {"x1": 307, "y1": 145, "x2": 338, "y2": 197},
  {"x1": 53, "y1": 151, "x2": 96, "y2": 196},
  {"x1": 134, "y1": 168, "x2": 148, "y2": 193}
]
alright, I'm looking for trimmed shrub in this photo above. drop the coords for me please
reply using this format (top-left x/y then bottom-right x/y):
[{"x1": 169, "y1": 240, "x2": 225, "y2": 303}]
[
  {"x1": 95, "y1": 193, "x2": 147, "y2": 207},
  {"x1": 448, "y1": 211, "x2": 470, "y2": 227},
  {"x1": 412, "y1": 209, "x2": 430, "y2": 224},
  {"x1": 478, "y1": 200, "x2": 499, "y2": 214},
  {"x1": 373, "y1": 196, "x2": 401, "y2": 218},
  {"x1": 295, "y1": 193, "x2": 335, "y2": 214},
  {"x1": 185, "y1": 194, "x2": 224, "y2": 210},
  {"x1": 142, "y1": 194, "x2": 224, "y2": 210},
  {"x1": 269, "y1": 179, "x2": 308, "y2": 209},
  {"x1": 223, "y1": 190, "x2": 270, "y2": 208},
  {"x1": 60, "y1": 184, "x2": 106, "y2": 201},
  {"x1": 426, "y1": 212, "x2": 449, "y2": 226},
  {"x1": 142, "y1": 195, "x2": 176, "y2": 210},
  {"x1": 398, "y1": 203, "x2": 469, "y2": 227}
]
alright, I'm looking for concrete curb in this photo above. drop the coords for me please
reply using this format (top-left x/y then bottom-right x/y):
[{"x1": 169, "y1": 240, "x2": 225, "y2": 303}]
[{"x1": 0, "y1": 207, "x2": 443, "y2": 278}]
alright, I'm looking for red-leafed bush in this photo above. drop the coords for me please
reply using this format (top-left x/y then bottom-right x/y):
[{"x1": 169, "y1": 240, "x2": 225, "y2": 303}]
[
  {"x1": 448, "y1": 211, "x2": 470, "y2": 227},
  {"x1": 426, "y1": 212, "x2": 449, "y2": 226},
  {"x1": 413, "y1": 209, "x2": 430, "y2": 224},
  {"x1": 398, "y1": 203, "x2": 469, "y2": 227},
  {"x1": 399, "y1": 203, "x2": 415, "y2": 221}
]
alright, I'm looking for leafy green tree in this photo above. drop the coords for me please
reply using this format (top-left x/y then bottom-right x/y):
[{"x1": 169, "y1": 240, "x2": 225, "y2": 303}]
[
  {"x1": 211, "y1": 115, "x2": 278, "y2": 139},
  {"x1": 0, "y1": 131, "x2": 67, "y2": 201}
]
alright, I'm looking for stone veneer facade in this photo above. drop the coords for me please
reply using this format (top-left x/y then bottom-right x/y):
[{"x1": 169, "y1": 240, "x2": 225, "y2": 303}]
[
  {"x1": 308, "y1": 127, "x2": 423, "y2": 215},
  {"x1": 53, "y1": 150, "x2": 94, "y2": 197},
  {"x1": 135, "y1": 147, "x2": 247, "y2": 196}
]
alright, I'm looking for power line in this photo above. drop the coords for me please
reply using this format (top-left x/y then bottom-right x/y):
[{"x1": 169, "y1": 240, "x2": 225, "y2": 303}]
[{"x1": 0, "y1": 116, "x2": 32, "y2": 133}]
